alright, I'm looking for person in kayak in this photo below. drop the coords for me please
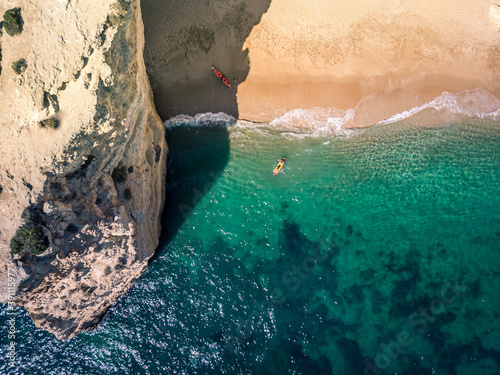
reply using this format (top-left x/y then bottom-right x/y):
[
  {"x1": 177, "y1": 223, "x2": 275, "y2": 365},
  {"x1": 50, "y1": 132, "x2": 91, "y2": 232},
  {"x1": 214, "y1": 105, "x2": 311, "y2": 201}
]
[{"x1": 273, "y1": 158, "x2": 286, "y2": 175}]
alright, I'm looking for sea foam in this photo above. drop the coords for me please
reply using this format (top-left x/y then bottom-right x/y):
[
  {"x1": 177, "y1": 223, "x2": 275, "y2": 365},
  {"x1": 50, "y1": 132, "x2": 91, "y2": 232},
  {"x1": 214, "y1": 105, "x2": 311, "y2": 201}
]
[
  {"x1": 164, "y1": 89, "x2": 500, "y2": 137},
  {"x1": 165, "y1": 112, "x2": 236, "y2": 128},
  {"x1": 266, "y1": 89, "x2": 500, "y2": 135},
  {"x1": 378, "y1": 89, "x2": 500, "y2": 125}
]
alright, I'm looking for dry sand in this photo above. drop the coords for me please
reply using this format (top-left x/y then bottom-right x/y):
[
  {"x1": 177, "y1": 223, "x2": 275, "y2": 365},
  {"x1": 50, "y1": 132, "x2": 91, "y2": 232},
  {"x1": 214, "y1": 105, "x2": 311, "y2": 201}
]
[
  {"x1": 237, "y1": 0, "x2": 500, "y2": 125},
  {"x1": 142, "y1": 0, "x2": 500, "y2": 126}
]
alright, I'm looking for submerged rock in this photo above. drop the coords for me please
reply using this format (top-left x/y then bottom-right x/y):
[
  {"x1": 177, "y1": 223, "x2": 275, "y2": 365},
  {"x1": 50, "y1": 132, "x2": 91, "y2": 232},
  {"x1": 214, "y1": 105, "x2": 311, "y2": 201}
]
[{"x1": 0, "y1": 0, "x2": 166, "y2": 340}]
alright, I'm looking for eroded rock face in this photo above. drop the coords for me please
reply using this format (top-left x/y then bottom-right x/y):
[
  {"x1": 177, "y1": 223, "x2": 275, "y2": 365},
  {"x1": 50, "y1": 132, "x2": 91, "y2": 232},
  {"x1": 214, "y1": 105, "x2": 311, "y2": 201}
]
[
  {"x1": 490, "y1": 3, "x2": 500, "y2": 32},
  {"x1": 0, "y1": 0, "x2": 166, "y2": 340}
]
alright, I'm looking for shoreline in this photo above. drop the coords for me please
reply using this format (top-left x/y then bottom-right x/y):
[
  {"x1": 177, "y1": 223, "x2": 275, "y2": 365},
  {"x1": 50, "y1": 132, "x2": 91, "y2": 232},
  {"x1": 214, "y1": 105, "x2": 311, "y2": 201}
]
[
  {"x1": 142, "y1": 0, "x2": 500, "y2": 126},
  {"x1": 234, "y1": 0, "x2": 500, "y2": 125},
  {"x1": 164, "y1": 88, "x2": 500, "y2": 137},
  {"x1": 236, "y1": 83, "x2": 500, "y2": 128}
]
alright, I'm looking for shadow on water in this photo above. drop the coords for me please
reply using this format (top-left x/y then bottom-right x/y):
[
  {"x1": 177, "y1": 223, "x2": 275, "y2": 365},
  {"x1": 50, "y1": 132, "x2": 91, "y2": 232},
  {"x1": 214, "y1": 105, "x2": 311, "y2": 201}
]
[
  {"x1": 141, "y1": 0, "x2": 272, "y2": 119},
  {"x1": 150, "y1": 124, "x2": 230, "y2": 261},
  {"x1": 141, "y1": 0, "x2": 272, "y2": 259}
]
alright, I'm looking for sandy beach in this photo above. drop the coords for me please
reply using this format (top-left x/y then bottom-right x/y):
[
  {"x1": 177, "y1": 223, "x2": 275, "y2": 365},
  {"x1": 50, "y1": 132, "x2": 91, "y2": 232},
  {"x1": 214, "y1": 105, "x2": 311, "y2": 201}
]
[
  {"x1": 142, "y1": 0, "x2": 500, "y2": 126},
  {"x1": 237, "y1": 0, "x2": 500, "y2": 125}
]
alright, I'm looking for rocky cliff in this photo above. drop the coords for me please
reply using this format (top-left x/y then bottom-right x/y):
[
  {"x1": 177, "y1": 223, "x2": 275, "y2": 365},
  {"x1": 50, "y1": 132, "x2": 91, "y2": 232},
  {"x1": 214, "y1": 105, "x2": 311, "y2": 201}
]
[{"x1": 0, "y1": 0, "x2": 166, "y2": 340}]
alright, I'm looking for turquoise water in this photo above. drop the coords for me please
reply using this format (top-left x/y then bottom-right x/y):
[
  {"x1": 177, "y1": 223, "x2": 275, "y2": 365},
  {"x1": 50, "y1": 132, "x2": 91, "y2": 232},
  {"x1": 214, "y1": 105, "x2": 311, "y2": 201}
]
[{"x1": 1, "y1": 116, "x2": 500, "y2": 374}]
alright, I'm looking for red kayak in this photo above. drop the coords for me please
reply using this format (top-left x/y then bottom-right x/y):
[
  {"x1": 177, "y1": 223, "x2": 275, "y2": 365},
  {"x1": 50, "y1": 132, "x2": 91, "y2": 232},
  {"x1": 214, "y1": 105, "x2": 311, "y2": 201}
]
[{"x1": 212, "y1": 66, "x2": 232, "y2": 87}]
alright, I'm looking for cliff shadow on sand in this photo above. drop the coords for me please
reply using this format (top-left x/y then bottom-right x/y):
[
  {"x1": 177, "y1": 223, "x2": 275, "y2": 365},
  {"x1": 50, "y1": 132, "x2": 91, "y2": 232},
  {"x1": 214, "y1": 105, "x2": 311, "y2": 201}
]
[
  {"x1": 141, "y1": 0, "x2": 271, "y2": 257},
  {"x1": 141, "y1": 0, "x2": 271, "y2": 119}
]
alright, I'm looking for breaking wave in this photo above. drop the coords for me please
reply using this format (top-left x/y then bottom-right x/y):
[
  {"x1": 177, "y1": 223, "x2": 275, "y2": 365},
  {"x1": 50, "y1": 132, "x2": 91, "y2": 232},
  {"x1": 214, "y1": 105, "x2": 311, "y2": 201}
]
[
  {"x1": 264, "y1": 89, "x2": 500, "y2": 135},
  {"x1": 165, "y1": 89, "x2": 500, "y2": 137},
  {"x1": 164, "y1": 112, "x2": 236, "y2": 128},
  {"x1": 378, "y1": 89, "x2": 500, "y2": 124}
]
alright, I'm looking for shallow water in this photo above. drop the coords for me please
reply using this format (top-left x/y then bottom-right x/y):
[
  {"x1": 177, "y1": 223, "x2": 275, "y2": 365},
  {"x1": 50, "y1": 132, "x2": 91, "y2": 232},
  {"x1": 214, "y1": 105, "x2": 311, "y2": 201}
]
[{"x1": 1, "y1": 116, "x2": 500, "y2": 374}]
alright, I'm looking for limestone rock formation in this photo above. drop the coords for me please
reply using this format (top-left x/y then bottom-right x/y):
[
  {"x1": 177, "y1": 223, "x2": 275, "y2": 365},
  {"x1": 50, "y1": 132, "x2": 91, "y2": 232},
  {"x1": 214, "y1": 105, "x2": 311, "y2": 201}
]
[
  {"x1": 0, "y1": 0, "x2": 166, "y2": 340},
  {"x1": 490, "y1": 3, "x2": 500, "y2": 32}
]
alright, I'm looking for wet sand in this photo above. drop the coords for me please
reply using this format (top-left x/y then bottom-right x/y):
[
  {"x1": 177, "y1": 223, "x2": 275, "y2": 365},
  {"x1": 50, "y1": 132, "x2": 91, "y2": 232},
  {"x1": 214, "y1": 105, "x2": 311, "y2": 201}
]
[
  {"x1": 237, "y1": 0, "x2": 500, "y2": 125},
  {"x1": 141, "y1": 0, "x2": 500, "y2": 126}
]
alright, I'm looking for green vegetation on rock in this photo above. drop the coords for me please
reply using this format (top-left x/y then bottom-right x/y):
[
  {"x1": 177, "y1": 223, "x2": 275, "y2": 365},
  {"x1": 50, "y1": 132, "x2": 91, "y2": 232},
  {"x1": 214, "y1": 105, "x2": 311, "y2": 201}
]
[
  {"x1": 3, "y1": 8, "x2": 23, "y2": 36},
  {"x1": 12, "y1": 58, "x2": 27, "y2": 74},
  {"x1": 117, "y1": 0, "x2": 131, "y2": 12},
  {"x1": 106, "y1": 13, "x2": 123, "y2": 27},
  {"x1": 106, "y1": 0, "x2": 131, "y2": 26},
  {"x1": 39, "y1": 117, "x2": 59, "y2": 129},
  {"x1": 10, "y1": 206, "x2": 49, "y2": 255},
  {"x1": 43, "y1": 92, "x2": 60, "y2": 112}
]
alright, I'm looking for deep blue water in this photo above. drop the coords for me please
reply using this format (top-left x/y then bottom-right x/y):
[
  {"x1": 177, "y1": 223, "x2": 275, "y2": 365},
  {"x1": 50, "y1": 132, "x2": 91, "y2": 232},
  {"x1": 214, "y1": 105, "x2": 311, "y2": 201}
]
[{"x1": 1, "y1": 117, "x2": 500, "y2": 375}]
